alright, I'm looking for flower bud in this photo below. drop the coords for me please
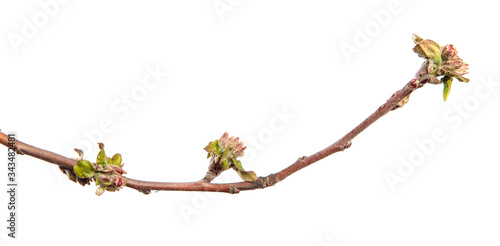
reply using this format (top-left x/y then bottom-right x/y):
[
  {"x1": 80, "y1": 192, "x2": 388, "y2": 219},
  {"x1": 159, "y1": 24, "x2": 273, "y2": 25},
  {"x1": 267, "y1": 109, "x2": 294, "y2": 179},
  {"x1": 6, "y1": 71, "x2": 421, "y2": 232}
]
[
  {"x1": 441, "y1": 44, "x2": 458, "y2": 61},
  {"x1": 114, "y1": 176, "x2": 123, "y2": 187},
  {"x1": 110, "y1": 165, "x2": 125, "y2": 175},
  {"x1": 218, "y1": 132, "x2": 229, "y2": 148},
  {"x1": 96, "y1": 186, "x2": 105, "y2": 196},
  {"x1": 204, "y1": 132, "x2": 257, "y2": 181},
  {"x1": 95, "y1": 173, "x2": 112, "y2": 186}
]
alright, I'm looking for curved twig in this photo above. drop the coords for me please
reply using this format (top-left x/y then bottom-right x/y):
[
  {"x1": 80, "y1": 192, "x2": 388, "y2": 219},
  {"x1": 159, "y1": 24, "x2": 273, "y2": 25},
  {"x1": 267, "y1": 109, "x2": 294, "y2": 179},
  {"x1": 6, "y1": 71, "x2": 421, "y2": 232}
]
[{"x1": 0, "y1": 70, "x2": 426, "y2": 194}]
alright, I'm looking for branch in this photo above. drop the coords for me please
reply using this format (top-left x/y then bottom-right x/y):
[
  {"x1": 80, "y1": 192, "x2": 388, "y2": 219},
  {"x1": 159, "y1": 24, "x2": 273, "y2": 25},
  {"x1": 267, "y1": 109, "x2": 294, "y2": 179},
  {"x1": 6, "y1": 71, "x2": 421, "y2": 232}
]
[
  {"x1": 0, "y1": 75, "x2": 423, "y2": 194},
  {"x1": 0, "y1": 34, "x2": 469, "y2": 195}
]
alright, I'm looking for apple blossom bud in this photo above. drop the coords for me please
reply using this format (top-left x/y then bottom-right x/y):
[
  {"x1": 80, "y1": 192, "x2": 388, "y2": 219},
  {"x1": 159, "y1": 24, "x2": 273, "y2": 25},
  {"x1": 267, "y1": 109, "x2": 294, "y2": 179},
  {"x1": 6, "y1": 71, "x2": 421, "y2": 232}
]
[{"x1": 441, "y1": 44, "x2": 458, "y2": 61}]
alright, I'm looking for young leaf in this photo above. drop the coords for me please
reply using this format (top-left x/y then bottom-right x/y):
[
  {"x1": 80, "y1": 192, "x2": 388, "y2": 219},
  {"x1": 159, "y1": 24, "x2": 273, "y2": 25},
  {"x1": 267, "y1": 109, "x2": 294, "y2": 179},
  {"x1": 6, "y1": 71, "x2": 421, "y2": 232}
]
[
  {"x1": 232, "y1": 160, "x2": 257, "y2": 181},
  {"x1": 96, "y1": 145, "x2": 107, "y2": 166},
  {"x1": 74, "y1": 160, "x2": 95, "y2": 178},
  {"x1": 220, "y1": 158, "x2": 230, "y2": 170},
  {"x1": 442, "y1": 76, "x2": 453, "y2": 101},
  {"x1": 111, "y1": 153, "x2": 122, "y2": 166},
  {"x1": 412, "y1": 39, "x2": 442, "y2": 65},
  {"x1": 233, "y1": 167, "x2": 258, "y2": 181},
  {"x1": 233, "y1": 159, "x2": 244, "y2": 171},
  {"x1": 74, "y1": 148, "x2": 84, "y2": 160},
  {"x1": 204, "y1": 140, "x2": 222, "y2": 156}
]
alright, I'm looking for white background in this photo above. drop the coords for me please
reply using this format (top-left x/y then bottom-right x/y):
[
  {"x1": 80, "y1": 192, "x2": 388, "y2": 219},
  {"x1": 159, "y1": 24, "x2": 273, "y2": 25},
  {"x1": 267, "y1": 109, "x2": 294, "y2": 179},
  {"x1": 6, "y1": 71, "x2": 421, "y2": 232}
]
[{"x1": 1, "y1": 1, "x2": 499, "y2": 245}]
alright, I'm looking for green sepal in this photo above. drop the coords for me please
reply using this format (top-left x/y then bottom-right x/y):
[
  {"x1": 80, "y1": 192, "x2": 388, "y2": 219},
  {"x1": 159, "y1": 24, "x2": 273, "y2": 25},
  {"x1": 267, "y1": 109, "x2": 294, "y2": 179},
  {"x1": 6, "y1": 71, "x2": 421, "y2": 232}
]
[
  {"x1": 74, "y1": 160, "x2": 95, "y2": 178},
  {"x1": 442, "y1": 76, "x2": 453, "y2": 101}
]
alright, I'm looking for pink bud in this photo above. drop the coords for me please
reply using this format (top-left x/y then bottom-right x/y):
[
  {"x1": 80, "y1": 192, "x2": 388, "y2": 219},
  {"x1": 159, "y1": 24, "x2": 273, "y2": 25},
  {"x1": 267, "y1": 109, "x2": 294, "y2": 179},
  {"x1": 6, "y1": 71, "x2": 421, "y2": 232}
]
[
  {"x1": 99, "y1": 174, "x2": 111, "y2": 183},
  {"x1": 115, "y1": 176, "x2": 122, "y2": 187},
  {"x1": 219, "y1": 132, "x2": 229, "y2": 147},
  {"x1": 115, "y1": 167, "x2": 124, "y2": 175},
  {"x1": 441, "y1": 44, "x2": 458, "y2": 61}
]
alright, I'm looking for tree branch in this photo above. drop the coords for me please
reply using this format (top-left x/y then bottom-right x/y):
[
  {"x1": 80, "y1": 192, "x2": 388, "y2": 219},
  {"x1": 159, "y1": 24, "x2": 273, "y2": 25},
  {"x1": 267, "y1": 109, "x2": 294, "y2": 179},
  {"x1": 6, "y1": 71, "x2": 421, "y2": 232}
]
[
  {"x1": 0, "y1": 71, "x2": 426, "y2": 194},
  {"x1": 1, "y1": 34, "x2": 471, "y2": 195}
]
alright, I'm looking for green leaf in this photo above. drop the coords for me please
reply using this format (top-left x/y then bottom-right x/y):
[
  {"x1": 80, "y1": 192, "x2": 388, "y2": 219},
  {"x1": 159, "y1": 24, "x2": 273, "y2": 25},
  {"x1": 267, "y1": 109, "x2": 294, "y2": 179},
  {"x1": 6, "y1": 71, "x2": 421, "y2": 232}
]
[
  {"x1": 231, "y1": 160, "x2": 257, "y2": 181},
  {"x1": 233, "y1": 167, "x2": 257, "y2": 181},
  {"x1": 74, "y1": 160, "x2": 95, "y2": 178},
  {"x1": 220, "y1": 158, "x2": 230, "y2": 170},
  {"x1": 442, "y1": 76, "x2": 453, "y2": 101},
  {"x1": 222, "y1": 148, "x2": 230, "y2": 159},
  {"x1": 204, "y1": 140, "x2": 222, "y2": 156},
  {"x1": 111, "y1": 153, "x2": 122, "y2": 166},
  {"x1": 233, "y1": 159, "x2": 244, "y2": 171},
  {"x1": 412, "y1": 39, "x2": 442, "y2": 65},
  {"x1": 96, "y1": 145, "x2": 107, "y2": 166}
]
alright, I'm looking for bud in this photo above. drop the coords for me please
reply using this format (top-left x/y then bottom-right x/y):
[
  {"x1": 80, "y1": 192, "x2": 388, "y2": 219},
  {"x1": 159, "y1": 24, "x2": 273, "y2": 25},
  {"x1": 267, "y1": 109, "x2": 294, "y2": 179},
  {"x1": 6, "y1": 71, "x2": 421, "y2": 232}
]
[
  {"x1": 441, "y1": 44, "x2": 458, "y2": 61},
  {"x1": 95, "y1": 173, "x2": 112, "y2": 186},
  {"x1": 111, "y1": 165, "x2": 125, "y2": 175},
  {"x1": 411, "y1": 34, "x2": 470, "y2": 101},
  {"x1": 96, "y1": 186, "x2": 105, "y2": 196},
  {"x1": 114, "y1": 176, "x2": 123, "y2": 187},
  {"x1": 218, "y1": 132, "x2": 229, "y2": 148},
  {"x1": 436, "y1": 48, "x2": 469, "y2": 83},
  {"x1": 232, "y1": 141, "x2": 246, "y2": 157},
  {"x1": 204, "y1": 132, "x2": 257, "y2": 181}
]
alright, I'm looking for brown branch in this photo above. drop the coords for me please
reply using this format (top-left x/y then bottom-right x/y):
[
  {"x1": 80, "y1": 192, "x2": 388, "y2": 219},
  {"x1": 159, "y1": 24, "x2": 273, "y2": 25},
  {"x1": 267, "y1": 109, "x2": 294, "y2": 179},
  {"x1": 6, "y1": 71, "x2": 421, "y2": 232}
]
[{"x1": 0, "y1": 66, "x2": 429, "y2": 195}]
